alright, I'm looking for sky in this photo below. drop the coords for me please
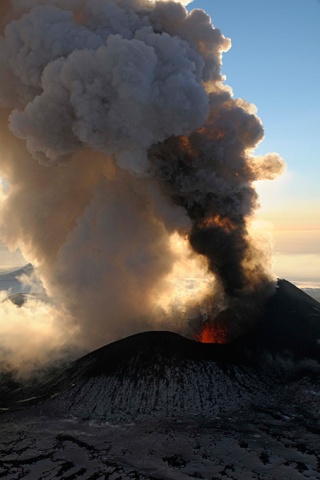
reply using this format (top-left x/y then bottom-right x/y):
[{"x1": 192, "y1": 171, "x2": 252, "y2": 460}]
[
  {"x1": 187, "y1": 0, "x2": 320, "y2": 286},
  {"x1": 0, "y1": 0, "x2": 319, "y2": 286}
]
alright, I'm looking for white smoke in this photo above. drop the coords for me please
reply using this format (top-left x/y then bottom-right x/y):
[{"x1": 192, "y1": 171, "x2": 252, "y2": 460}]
[{"x1": 0, "y1": 291, "x2": 77, "y2": 375}]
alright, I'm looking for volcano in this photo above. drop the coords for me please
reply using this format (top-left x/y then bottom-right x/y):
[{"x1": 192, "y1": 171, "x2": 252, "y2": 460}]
[
  {"x1": 4, "y1": 279, "x2": 320, "y2": 416},
  {"x1": 1, "y1": 280, "x2": 320, "y2": 479},
  {"x1": 232, "y1": 279, "x2": 320, "y2": 361}
]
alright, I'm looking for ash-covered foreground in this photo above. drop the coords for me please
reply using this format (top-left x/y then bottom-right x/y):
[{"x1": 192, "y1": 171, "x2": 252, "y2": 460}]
[{"x1": 1, "y1": 376, "x2": 320, "y2": 480}]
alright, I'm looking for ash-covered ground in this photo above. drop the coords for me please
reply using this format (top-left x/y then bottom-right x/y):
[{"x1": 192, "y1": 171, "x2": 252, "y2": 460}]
[
  {"x1": 1, "y1": 270, "x2": 320, "y2": 480},
  {"x1": 1, "y1": 357, "x2": 320, "y2": 479},
  {"x1": 1, "y1": 374, "x2": 320, "y2": 480}
]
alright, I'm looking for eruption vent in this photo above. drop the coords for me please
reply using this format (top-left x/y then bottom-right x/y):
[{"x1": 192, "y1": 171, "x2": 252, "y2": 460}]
[{"x1": 0, "y1": 0, "x2": 285, "y2": 367}]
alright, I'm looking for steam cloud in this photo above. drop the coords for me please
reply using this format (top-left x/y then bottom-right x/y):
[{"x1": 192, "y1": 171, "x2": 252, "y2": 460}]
[{"x1": 0, "y1": 0, "x2": 285, "y2": 370}]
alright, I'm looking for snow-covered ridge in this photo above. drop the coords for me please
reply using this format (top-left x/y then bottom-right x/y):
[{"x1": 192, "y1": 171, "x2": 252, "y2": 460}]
[{"x1": 0, "y1": 264, "x2": 34, "y2": 294}]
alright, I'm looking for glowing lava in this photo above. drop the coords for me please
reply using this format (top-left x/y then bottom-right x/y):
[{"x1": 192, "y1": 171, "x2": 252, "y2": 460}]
[
  {"x1": 194, "y1": 322, "x2": 227, "y2": 344},
  {"x1": 201, "y1": 214, "x2": 236, "y2": 233}
]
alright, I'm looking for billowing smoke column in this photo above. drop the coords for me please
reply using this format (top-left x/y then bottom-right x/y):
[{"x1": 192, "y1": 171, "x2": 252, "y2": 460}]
[
  {"x1": 150, "y1": 96, "x2": 285, "y2": 339},
  {"x1": 0, "y1": 0, "x2": 285, "y2": 361}
]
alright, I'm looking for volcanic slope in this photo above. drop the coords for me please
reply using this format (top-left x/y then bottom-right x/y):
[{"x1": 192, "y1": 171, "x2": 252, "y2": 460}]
[
  {"x1": 5, "y1": 279, "x2": 320, "y2": 422},
  {"x1": 233, "y1": 279, "x2": 320, "y2": 361},
  {"x1": 1, "y1": 280, "x2": 320, "y2": 479}
]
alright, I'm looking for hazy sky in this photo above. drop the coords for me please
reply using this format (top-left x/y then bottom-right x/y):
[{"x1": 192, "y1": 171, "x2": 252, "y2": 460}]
[
  {"x1": 0, "y1": 0, "x2": 319, "y2": 285},
  {"x1": 188, "y1": 0, "x2": 320, "y2": 285}
]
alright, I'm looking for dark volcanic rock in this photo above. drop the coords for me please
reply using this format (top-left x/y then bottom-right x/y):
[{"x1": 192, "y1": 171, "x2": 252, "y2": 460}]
[
  {"x1": 1, "y1": 281, "x2": 320, "y2": 480},
  {"x1": 2, "y1": 279, "x2": 320, "y2": 422},
  {"x1": 233, "y1": 279, "x2": 320, "y2": 361},
  {"x1": 8, "y1": 331, "x2": 272, "y2": 421},
  {"x1": 7, "y1": 292, "x2": 37, "y2": 307}
]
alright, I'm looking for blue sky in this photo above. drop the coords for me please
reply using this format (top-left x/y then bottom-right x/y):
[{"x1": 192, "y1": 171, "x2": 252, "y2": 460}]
[{"x1": 188, "y1": 0, "x2": 320, "y2": 285}]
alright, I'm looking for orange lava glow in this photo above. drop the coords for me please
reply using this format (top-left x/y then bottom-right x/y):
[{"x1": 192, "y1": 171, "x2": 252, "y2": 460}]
[
  {"x1": 198, "y1": 125, "x2": 226, "y2": 142},
  {"x1": 74, "y1": 10, "x2": 86, "y2": 25},
  {"x1": 194, "y1": 322, "x2": 227, "y2": 344},
  {"x1": 178, "y1": 135, "x2": 197, "y2": 157},
  {"x1": 201, "y1": 214, "x2": 236, "y2": 233}
]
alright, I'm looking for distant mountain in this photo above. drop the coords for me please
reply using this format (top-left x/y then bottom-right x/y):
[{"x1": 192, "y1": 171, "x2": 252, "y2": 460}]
[
  {"x1": 0, "y1": 263, "x2": 48, "y2": 306},
  {"x1": 0, "y1": 263, "x2": 34, "y2": 294},
  {"x1": 302, "y1": 287, "x2": 320, "y2": 303}
]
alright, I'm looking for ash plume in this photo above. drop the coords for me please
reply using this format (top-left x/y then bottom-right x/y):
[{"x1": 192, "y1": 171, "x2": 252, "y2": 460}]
[
  {"x1": 0, "y1": 0, "x2": 285, "y2": 369},
  {"x1": 149, "y1": 97, "x2": 285, "y2": 336}
]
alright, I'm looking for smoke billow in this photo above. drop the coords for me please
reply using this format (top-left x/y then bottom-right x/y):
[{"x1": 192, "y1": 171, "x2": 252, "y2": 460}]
[{"x1": 0, "y1": 0, "x2": 285, "y2": 370}]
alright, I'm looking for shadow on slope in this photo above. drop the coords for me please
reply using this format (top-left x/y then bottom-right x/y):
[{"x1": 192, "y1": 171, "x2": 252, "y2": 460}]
[
  {"x1": 233, "y1": 279, "x2": 320, "y2": 362},
  {"x1": 1, "y1": 280, "x2": 320, "y2": 420}
]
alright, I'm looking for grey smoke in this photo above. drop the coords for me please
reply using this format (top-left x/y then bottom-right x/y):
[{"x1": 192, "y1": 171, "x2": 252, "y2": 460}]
[
  {"x1": 4, "y1": 1, "x2": 213, "y2": 173},
  {"x1": 0, "y1": 0, "x2": 285, "y2": 363}
]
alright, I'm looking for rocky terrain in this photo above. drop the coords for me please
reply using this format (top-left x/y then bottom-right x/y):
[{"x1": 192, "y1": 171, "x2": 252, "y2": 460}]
[
  {"x1": 0, "y1": 279, "x2": 320, "y2": 479},
  {"x1": 1, "y1": 395, "x2": 319, "y2": 480}
]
